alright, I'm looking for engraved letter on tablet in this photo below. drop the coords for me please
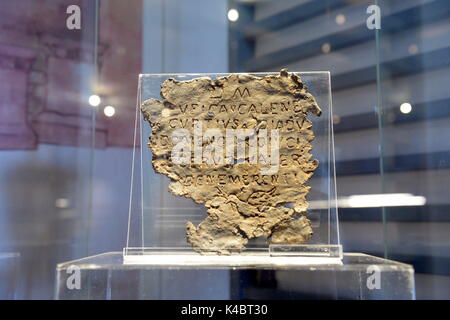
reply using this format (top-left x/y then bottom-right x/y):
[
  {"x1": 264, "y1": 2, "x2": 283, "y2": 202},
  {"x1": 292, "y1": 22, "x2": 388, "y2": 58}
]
[{"x1": 141, "y1": 69, "x2": 322, "y2": 254}]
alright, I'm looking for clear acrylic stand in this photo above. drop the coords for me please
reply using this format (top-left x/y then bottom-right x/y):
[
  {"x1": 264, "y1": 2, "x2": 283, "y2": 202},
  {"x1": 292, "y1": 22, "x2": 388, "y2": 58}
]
[{"x1": 123, "y1": 71, "x2": 342, "y2": 265}]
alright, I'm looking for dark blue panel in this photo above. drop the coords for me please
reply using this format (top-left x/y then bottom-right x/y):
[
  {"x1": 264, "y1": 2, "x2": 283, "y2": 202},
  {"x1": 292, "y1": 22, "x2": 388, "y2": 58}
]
[{"x1": 339, "y1": 205, "x2": 450, "y2": 222}]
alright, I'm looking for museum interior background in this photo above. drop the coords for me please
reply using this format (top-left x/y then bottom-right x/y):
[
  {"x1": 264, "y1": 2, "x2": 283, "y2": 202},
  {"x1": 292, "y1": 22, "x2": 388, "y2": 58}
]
[{"x1": 0, "y1": 0, "x2": 449, "y2": 299}]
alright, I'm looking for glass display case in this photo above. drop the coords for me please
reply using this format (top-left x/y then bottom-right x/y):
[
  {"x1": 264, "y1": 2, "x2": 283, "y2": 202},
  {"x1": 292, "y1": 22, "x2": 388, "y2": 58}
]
[
  {"x1": 54, "y1": 71, "x2": 415, "y2": 300},
  {"x1": 124, "y1": 71, "x2": 341, "y2": 263}
]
